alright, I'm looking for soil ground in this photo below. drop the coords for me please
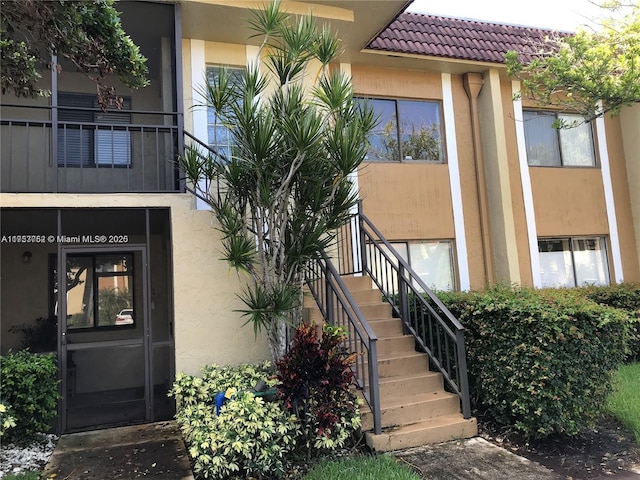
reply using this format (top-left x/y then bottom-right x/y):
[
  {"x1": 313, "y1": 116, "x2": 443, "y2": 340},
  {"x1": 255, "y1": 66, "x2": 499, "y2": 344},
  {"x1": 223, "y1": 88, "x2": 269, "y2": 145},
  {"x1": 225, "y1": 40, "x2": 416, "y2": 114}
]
[{"x1": 478, "y1": 415, "x2": 640, "y2": 480}]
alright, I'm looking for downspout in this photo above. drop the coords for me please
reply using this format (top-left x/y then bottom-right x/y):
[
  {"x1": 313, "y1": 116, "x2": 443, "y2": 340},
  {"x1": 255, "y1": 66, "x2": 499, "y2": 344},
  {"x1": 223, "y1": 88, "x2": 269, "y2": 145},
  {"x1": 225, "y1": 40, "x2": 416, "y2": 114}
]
[{"x1": 463, "y1": 73, "x2": 495, "y2": 285}]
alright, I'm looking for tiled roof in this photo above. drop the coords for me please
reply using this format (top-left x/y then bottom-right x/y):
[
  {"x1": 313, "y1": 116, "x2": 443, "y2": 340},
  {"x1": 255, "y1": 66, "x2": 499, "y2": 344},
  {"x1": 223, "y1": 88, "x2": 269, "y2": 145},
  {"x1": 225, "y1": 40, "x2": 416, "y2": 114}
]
[{"x1": 368, "y1": 12, "x2": 565, "y2": 64}]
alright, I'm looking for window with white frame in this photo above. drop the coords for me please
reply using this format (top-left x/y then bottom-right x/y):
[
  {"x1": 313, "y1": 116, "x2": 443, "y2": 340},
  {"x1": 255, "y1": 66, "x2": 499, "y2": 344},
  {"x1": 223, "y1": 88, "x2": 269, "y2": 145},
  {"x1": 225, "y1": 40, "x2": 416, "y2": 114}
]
[
  {"x1": 374, "y1": 240, "x2": 456, "y2": 292},
  {"x1": 523, "y1": 111, "x2": 596, "y2": 167},
  {"x1": 538, "y1": 237, "x2": 610, "y2": 288},
  {"x1": 206, "y1": 66, "x2": 243, "y2": 160},
  {"x1": 358, "y1": 98, "x2": 445, "y2": 163}
]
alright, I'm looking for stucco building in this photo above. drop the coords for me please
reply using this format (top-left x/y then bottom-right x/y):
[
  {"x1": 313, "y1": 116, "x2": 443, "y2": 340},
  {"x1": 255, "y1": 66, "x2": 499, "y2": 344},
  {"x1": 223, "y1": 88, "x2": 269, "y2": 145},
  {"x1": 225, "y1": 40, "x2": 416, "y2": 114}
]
[{"x1": 1, "y1": 0, "x2": 638, "y2": 444}]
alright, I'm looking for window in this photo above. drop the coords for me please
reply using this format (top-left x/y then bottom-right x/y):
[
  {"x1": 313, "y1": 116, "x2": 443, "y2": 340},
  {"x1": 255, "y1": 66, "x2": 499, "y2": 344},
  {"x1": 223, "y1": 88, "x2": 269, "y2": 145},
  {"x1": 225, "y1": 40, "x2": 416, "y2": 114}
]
[
  {"x1": 359, "y1": 98, "x2": 445, "y2": 163},
  {"x1": 538, "y1": 237, "x2": 610, "y2": 288},
  {"x1": 51, "y1": 253, "x2": 135, "y2": 329},
  {"x1": 373, "y1": 240, "x2": 456, "y2": 291},
  {"x1": 206, "y1": 66, "x2": 243, "y2": 160},
  {"x1": 57, "y1": 93, "x2": 132, "y2": 167},
  {"x1": 523, "y1": 111, "x2": 596, "y2": 167}
]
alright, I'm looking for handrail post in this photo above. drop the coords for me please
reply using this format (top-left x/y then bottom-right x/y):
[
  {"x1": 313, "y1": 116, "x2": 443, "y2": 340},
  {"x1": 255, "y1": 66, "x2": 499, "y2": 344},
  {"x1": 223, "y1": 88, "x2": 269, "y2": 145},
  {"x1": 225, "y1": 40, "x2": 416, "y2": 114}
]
[
  {"x1": 368, "y1": 338, "x2": 382, "y2": 435},
  {"x1": 398, "y1": 265, "x2": 410, "y2": 335},
  {"x1": 325, "y1": 262, "x2": 334, "y2": 325},
  {"x1": 456, "y1": 330, "x2": 472, "y2": 418},
  {"x1": 357, "y1": 206, "x2": 367, "y2": 274}
]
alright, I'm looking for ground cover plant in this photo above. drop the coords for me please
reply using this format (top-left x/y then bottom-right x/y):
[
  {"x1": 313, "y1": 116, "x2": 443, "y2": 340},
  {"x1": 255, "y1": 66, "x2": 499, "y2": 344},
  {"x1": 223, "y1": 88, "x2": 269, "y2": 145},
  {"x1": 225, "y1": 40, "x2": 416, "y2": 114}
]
[
  {"x1": 436, "y1": 285, "x2": 631, "y2": 438},
  {"x1": 171, "y1": 324, "x2": 362, "y2": 479},
  {"x1": 3, "y1": 472, "x2": 41, "y2": 480},
  {"x1": 0, "y1": 350, "x2": 58, "y2": 442},
  {"x1": 303, "y1": 455, "x2": 420, "y2": 480},
  {"x1": 607, "y1": 362, "x2": 640, "y2": 443}
]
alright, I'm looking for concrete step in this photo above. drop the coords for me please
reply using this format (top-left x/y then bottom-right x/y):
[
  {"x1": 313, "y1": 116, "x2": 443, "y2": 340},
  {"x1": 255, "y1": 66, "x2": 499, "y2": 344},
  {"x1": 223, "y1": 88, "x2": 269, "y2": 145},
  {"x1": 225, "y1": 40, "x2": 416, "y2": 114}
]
[
  {"x1": 368, "y1": 318, "x2": 404, "y2": 338},
  {"x1": 339, "y1": 275, "x2": 374, "y2": 292},
  {"x1": 365, "y1": 415, "x2": 478, "y2": 452},
  {"x1": 378, "y1": 372, "x2": 444, "y2": 400},
  {"x1": 303, "y1": 301, "x2": 392, "y2": 323},
  {"x1": 361, "y1": 391, "x2": 461, "y2": 431},
  {"x1": 302, "y1": 288, "x2": 382, "y2": 308},
  {"x1": 376, "y1": 352, "x2": 429, "y2": 378},
  {"x1": 375, "y1": 335, "x2": 416, "y2": 356}
]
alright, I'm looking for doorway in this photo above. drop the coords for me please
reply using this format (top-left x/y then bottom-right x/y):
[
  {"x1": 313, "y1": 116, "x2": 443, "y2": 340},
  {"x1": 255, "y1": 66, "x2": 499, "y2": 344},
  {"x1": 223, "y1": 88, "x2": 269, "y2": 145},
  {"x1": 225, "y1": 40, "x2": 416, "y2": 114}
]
[{"x1": 58, "y1": 245, "x2": 150, "y2": 431}]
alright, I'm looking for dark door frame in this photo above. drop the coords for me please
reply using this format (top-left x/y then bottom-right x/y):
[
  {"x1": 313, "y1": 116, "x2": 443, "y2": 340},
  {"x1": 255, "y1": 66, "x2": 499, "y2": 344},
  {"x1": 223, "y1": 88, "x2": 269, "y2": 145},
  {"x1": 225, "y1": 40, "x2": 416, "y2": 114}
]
[{"x1": 57, "y1": 243, "x2": 152, "y2": 433}]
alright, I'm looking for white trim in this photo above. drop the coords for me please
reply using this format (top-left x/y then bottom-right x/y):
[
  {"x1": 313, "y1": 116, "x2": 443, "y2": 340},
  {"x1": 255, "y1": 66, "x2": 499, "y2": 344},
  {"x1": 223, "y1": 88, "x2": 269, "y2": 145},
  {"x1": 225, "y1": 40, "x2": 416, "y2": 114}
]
[
  {"x1": 190, "y1": 40, "x2": 209, "y2": 210},
  {"x1": 441, "y1": 73, "x2": 470, "y2": 291},
  {"x1": 512, "y1": 81, "x2": 542, "y2": 287},
  {"x1": 595, "y1": 111, "x2": 624, "y2": 282}
]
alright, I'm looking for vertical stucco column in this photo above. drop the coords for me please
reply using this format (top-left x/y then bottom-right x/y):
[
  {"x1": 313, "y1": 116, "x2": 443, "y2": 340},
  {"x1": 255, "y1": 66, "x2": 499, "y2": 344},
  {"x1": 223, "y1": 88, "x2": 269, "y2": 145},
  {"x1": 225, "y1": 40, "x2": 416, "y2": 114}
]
[
  {"x1": 463, "y1": 72, "x2": 494, "y2": 285},
  {"x1": 620, "y1": 105, "x2": 640, "y2": 270},
  {"x1": 442, "y1": 73, "x2": 471, "y2": 290},
  {"x1": 476, "y1": 69, "x2": 521, "y2": 284}
]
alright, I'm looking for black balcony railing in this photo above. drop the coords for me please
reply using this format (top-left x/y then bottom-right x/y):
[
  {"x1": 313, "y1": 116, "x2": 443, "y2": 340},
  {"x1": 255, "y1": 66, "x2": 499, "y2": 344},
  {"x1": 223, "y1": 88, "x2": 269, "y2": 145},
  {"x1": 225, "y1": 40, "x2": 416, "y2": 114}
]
[{"x1": 1, "y1": 104, "x2": 183, "y2": 193}]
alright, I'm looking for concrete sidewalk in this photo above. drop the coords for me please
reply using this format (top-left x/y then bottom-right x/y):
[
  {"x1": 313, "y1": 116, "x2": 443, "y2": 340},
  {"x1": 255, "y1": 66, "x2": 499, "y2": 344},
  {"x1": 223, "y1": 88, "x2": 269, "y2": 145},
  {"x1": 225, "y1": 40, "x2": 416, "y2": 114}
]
[
  {"x1": 394, "y1": 437, "x2": 563, "y2": 480},
  {"x1": 41, "y1": 421, "x2": 193, "y2": 480},
  {"x1": 42, "y1": 422, "x2": 570, "y2": 480}
]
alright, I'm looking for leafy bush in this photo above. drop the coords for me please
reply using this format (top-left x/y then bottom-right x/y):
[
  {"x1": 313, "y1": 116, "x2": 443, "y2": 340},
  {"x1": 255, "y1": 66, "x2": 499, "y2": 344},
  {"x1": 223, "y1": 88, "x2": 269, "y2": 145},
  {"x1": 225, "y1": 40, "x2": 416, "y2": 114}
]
[
  {"x1": 579, "y1": 283, "x2": 640, "y2": 360},
  {"x1": 277, "y1": 323, "x2": 361, "y2": 453},
  {"x1": 170, "y1": 363, "x2": 299, "y2": 479},
  {"x1": 0, "y1": 403, "x2": 17, "y2": 437},
  {"x1": 436, "y1": 285, "x2": 630, "y2": 438},
  {"x1": 0, "y1": 351, "x2": 58, "y2": 442}
]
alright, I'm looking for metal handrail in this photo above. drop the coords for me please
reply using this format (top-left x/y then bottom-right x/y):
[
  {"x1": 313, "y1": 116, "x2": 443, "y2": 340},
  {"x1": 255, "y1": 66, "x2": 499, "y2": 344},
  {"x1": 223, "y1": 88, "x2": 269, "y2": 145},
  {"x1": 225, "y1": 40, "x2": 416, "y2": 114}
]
[
  {"x1": 338, "y1": 202, "x2": 471, "y2": 419},
  {"x1": 305, "y1": 251, "x2": 382, "y2": 435}
]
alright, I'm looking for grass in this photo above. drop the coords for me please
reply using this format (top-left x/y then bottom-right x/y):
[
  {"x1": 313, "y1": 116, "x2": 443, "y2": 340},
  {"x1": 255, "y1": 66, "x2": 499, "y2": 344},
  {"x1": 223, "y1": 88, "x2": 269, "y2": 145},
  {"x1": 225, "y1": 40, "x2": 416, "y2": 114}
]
[
  {"x1": 607, "y1": 362, "x2": 640, "y2": 444},
  {"x1": 303, "y1": 454, "x2": 420, "y2": 480},
  {"x1": 3, "y1": 472, "x2": 41, "y2": 480}
]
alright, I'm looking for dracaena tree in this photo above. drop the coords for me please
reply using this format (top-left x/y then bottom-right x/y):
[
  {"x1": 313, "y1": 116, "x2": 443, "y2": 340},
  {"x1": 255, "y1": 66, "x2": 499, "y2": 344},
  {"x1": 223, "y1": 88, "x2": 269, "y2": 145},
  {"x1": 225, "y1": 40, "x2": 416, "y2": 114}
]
[{"x1": 180, "y1": 2, "x2": 376, "y2": 361}]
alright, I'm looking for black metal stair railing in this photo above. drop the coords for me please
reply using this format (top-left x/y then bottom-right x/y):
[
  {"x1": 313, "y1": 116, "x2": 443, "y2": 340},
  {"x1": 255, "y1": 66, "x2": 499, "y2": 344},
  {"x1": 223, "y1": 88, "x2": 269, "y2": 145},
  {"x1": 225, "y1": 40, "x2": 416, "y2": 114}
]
[
  {"x1": 336, "y1": 202, "x2": 472, "y2": 419},
  {"x1": 305, "y1": 251, "x2": 382, "y2": 435}
]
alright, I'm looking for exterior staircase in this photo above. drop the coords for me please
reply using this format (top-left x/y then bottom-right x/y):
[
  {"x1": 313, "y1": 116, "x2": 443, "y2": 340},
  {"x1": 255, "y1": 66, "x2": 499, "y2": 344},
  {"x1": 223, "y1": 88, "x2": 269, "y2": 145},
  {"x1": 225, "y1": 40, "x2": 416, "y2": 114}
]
[{"x1": 303, "y1": 274, "x2": 477, "y2": 452}]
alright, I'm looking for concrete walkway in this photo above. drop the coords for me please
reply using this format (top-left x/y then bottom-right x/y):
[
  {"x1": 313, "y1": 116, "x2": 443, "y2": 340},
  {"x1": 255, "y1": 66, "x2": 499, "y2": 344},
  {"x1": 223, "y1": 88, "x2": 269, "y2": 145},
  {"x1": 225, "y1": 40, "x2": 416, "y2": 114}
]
[
  {"x1": 394, "y1": 437, "x2": 563, "y2": 480},
  {"x1": 42, "y1": 422, "x2": 568, "y2": 480},
  {"x1": 41, "y1": 421, "x2": 193, "y2": 480}
]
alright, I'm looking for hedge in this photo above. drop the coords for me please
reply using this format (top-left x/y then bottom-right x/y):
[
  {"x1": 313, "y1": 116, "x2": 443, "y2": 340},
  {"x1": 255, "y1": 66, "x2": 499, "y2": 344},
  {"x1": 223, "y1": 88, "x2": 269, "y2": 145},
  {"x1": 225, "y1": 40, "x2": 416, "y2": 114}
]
[{"x1": 435, "y1": 285, "x2": 630, "y2": 438}]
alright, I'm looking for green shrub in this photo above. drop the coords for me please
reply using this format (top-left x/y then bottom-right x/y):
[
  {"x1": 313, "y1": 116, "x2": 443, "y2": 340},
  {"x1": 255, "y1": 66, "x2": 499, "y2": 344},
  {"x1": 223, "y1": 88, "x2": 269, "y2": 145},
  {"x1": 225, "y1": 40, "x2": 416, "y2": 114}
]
[
  {"x1": 0, "y1": 402, "x2": 17, "y2": 437},
  {"x1": 579, "y1": 283, "x2": 640, "y2": 360},
  {"x1": 436, "y1": 285, "x2": 630, "y2": 438},
  {"x1": 170, "y1": 363, "x2": 299, "y2": 479},
  {"x1": 277, "y1": 323, "x2": 361, "y2": 454},
  {"x1": 0, "y1": 350, "x2": 58, "y2": 442}
]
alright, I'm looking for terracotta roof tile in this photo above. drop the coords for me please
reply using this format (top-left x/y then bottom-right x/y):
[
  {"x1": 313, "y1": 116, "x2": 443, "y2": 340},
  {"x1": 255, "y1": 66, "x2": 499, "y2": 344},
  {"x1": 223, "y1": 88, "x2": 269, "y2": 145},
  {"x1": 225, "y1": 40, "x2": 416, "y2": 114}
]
[{"x1": 368, "y1": 12, "x2": 564, "y2": 64}]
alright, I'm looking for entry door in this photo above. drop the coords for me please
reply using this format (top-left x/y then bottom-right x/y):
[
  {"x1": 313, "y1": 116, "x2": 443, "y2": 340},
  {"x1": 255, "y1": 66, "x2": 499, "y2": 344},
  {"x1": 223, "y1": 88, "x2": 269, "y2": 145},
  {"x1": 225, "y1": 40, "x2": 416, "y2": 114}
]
[{"x1": 58, "y1": 245, "x2": 150, "y2": 432}]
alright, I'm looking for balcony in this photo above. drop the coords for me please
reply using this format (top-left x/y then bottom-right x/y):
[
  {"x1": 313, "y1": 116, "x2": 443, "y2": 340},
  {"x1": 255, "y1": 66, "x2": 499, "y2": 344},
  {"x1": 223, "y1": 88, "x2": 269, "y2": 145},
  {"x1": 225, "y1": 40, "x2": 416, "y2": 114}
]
[{"x1": 1, "y1": 104, "x2": 183, "y2": 193}]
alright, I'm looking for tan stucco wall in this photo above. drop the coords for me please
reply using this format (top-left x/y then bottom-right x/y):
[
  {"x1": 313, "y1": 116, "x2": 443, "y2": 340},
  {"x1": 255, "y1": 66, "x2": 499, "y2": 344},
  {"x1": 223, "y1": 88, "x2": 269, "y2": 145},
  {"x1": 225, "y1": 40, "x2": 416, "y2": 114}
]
[
  {"x1": 477, "y1": 69, "x2": 521, "y2": 284},
  {"x1": 351, "y1": 65, "x2": 443, "y2": 99},
  {"x1": 620, "y1": 105, "x2": 640, "y2": 280},
  {"x1": 358, "y1": 163, "x2": 455, "y2": 240},
  {"x1": 501, "y1": 79, "x2": 533, "y2": 286},
  {"x1": 530, "y1": 168, "x2": 609, "y2": 237},
  {"x1": 604, "y1": 114, "x2": 640, "y2": 281},
  {"x1": 351, "y1": 66, "x2": 455, "y2": 243},
  {"x1": 0, "y1": 193, "x2": 271, "y2": 375},
  {"x1": 451, "y1": 74, "x2": 487, "y2": 289}
]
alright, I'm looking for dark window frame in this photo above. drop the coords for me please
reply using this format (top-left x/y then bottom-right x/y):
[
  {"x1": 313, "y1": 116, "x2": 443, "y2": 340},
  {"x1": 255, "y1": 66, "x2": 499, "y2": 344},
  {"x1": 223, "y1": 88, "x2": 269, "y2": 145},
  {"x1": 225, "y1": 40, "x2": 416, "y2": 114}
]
[
  {"x1": 357, "y1": 96, "x2": 446, "y2": 164},
  {"x1": 49, "y1": 252, "x2": 137, "y2": 331}
]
